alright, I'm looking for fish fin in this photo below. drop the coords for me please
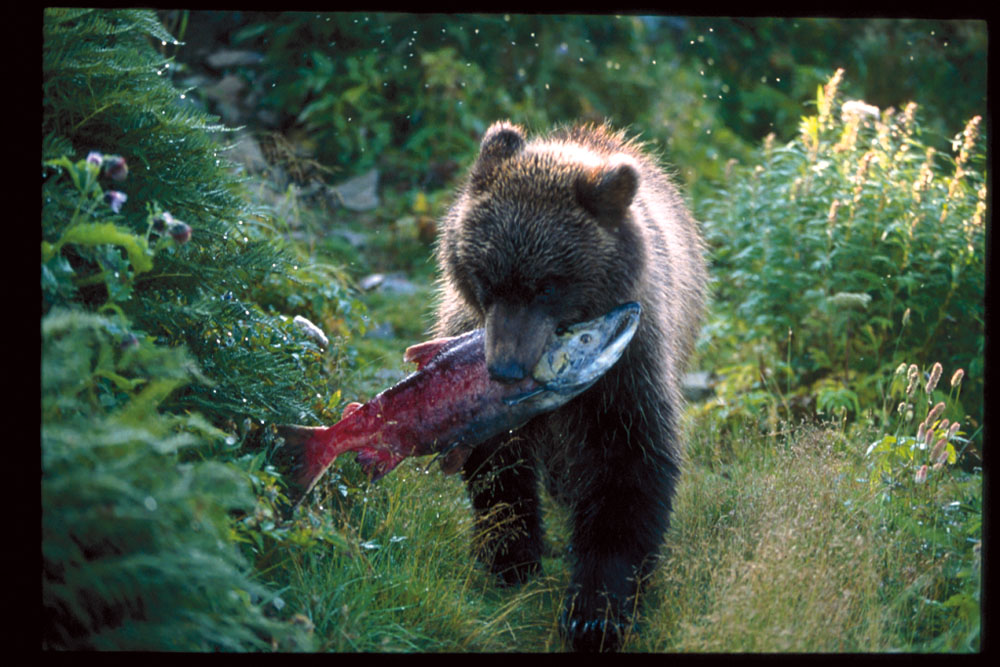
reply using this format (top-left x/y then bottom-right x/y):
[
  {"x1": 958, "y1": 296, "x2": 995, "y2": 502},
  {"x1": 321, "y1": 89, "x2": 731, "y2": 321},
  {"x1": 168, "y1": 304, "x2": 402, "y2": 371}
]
[
  {"x1": 503, "y1": 386, "x2": 545, "y2": 406},
  {"x1": 438, "y1": 443, "x2": 473, "y2": 475},
  {"x1": 342, "y1": 401, "x2": 363, "y2": 419},
  {"x1": 274, "y1": 424, "x2": 335, "y2": 510},
  {"x1": 355, "y1": 447, "x2": 405, "y2": 482},
  {"x1": 403, "y1": 335, "x2": 460, "y2": 369}
]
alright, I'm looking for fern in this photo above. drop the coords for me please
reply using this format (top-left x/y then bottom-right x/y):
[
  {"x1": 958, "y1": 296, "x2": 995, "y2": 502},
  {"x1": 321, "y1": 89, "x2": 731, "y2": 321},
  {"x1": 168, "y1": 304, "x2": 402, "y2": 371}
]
[{"x1": 42, "y1": 8, "x2": 326, "y2": 426}]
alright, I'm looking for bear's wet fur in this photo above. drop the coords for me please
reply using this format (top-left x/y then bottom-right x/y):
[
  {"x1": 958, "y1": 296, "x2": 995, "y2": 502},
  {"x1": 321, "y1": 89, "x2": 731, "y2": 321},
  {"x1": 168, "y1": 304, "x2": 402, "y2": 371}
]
[{"x1": 434, "y1": 121, "x2": 707, "y2": 651}]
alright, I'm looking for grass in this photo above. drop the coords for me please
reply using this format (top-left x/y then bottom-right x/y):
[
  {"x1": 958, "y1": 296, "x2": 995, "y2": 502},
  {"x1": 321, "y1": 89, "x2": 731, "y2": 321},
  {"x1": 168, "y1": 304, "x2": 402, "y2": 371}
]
[
  {"x1": 237, "y1": 126, "x2": 981, "y2": 653},
  {"x1": 249, "y1": 182, "x2": 980, "y2": 651},
  {"x1": 264, "y1": 283, "x2": 981, "y2": 652}
]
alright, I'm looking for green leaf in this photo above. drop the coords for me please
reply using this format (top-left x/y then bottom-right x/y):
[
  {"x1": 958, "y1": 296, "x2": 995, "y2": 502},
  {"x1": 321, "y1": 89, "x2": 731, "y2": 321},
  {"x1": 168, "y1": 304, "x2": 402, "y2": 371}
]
[{"x1": 58, "y1": 222, "x2": 154, "y2": 274}]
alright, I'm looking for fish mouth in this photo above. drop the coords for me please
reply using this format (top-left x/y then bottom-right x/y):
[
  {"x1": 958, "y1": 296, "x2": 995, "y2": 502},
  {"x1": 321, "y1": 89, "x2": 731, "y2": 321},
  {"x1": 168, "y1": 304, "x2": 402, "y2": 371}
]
[{"x1": 503, "y1": 301, "x2": 641, "y2": 406}]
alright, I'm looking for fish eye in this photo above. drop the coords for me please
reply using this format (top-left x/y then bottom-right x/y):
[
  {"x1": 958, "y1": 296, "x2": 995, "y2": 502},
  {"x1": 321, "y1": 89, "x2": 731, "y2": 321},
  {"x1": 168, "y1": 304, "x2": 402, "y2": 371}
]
[{"x1": 579, "y1": 333, "x2": 592, "y2": 345}]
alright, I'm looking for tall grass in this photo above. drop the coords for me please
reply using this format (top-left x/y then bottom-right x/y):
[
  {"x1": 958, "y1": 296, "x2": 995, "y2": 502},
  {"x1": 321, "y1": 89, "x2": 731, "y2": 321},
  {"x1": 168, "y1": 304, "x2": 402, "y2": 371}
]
[{"x1": 251, "y1": 405, "x2": 978, "y2": 652}]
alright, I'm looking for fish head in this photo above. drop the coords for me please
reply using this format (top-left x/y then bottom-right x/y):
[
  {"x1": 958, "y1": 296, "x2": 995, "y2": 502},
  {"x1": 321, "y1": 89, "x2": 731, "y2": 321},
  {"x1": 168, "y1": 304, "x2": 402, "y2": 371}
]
[{"x1": 505, "y1": 301, "x2": 641, "y2": 407}]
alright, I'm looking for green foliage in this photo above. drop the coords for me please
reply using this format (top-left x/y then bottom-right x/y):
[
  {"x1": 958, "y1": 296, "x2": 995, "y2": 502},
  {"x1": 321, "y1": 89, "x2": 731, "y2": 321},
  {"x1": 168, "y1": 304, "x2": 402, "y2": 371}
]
[
  {"x1": 860, "y1": 361, "x2": 981, "y2": 650},
  {"x1": 42, "y1": 7, "x2": 357, "y2": 426},
  {"x1": 672, "y1": 18, "x2": 986, "y2": 146},
  {"x1": 697, "y1": 70, "x2": 985, "y2": 436},
  {"x1": 40, "y1": 9, "x2": 362, "y2": 650},
  {"x1": 41, "y1": 309, "x2": 311, "y2": 650},
  {"x1": 223, "y1": 12, "x2": 745, "y2": 194}
]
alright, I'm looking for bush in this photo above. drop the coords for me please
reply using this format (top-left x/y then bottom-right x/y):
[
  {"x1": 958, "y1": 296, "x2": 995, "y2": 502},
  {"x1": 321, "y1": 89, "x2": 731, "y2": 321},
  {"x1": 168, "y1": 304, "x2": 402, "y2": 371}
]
[
  {"x1": 665, "y1": 18, "x2": 987, "y2": 147},
  {"x1": 42, "y1": 8, "x2": 353, "y2": 426},
  {"x1": 207, "y1": 12, "x2": 745, "y2": 195},
  {"x1": 41, "y1": 310, "x2": 312, "y2": 650},
  {"x1": 40, "y1": 9, "x2": 357, "y2": 649},
  {"x1": 697, "y1": 70, "x2": 985, "y2": 439}
]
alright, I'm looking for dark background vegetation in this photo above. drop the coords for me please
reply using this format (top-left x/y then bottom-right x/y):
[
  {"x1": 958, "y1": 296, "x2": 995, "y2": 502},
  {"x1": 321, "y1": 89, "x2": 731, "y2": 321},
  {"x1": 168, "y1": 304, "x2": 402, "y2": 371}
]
[{"x1": 42, "y1": 10, "x2": 985, "y2": 652}]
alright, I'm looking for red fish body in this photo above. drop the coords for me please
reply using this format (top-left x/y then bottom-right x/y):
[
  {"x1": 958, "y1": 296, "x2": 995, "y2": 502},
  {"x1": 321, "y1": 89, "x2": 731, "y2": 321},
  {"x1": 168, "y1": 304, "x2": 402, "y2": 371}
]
[
  {"x1": 277, "y1": 329, "x2": 540, "y2": 504},
  {"x1": 276, "y1": 301, "x2": 642, "y2": 509}
]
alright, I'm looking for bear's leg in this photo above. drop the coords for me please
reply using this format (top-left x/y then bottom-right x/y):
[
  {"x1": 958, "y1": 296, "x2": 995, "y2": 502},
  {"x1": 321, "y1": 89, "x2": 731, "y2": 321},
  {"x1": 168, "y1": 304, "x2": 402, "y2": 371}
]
[
  {"x1": 560, "y1": 415, "x2": 679, "y2": 652},
  {"x1": 461, "y1": 433, "x2": 543, "y2": 586}
]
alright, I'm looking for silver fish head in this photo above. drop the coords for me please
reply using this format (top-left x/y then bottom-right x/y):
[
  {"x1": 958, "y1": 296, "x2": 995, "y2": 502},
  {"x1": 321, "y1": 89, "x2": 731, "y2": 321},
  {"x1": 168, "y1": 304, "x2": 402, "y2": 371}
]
[{"x1": 505, "y1": 301, "x2": 641, "y2": 407}]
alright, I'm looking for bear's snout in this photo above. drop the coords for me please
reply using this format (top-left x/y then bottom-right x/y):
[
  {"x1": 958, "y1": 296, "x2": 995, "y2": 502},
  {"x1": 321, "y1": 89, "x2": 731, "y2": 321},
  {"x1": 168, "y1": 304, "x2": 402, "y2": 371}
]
[{"x1": 484, "y1": 300, "x2": 553, "y2": 384}]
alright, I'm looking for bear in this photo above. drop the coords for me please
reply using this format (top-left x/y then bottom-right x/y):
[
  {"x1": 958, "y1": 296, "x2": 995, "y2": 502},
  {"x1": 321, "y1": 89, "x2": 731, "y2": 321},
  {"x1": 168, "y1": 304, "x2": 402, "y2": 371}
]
[{"x1": 432, "y1": 121, "x2": 707, "y2": 651}]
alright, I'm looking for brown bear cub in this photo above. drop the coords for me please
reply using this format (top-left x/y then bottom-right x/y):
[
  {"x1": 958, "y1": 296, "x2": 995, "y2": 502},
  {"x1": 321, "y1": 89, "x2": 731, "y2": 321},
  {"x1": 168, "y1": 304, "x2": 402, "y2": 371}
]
[{"x1": 434, "y1": 121, "x2": 707, "y2": 651}]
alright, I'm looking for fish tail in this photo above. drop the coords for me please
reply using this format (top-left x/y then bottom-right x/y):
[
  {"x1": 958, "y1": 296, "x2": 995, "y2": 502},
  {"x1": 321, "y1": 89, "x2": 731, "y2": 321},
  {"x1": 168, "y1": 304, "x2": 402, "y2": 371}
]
[{"x1": 274, "y1": 424, "x2": 337, "y2": 508}]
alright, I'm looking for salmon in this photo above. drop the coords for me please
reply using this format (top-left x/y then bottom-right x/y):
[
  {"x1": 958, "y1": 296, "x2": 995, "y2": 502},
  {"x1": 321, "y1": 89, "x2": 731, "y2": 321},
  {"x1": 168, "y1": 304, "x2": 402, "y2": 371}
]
[{"x1": 276, "y1": 302, "x2": 641, "y2": 508}]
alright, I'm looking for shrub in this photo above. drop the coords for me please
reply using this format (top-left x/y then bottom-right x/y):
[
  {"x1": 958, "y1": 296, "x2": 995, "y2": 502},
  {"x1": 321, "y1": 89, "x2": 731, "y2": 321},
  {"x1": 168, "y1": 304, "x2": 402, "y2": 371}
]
[
  {"x1": 41, "y1": 309, "x2": 311, "y2": 650},
  {"x1": 42, "y1": 8, "x2": 353, "y2": 426},
  {"x1": 40, "y1": 8, "x2": 356, "y2": 649},
  {"x1": 697, "y1": 69, "x2": 985, "y2": 437},
  {"x1": 212, "y1": 12, "x2": 745, "y2": 194}
]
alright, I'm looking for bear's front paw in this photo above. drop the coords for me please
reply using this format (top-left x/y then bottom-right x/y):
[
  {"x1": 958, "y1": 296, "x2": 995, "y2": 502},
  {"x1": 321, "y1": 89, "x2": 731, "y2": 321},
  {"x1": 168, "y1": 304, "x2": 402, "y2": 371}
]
[{"x1": 560, "y1": 597, "x2": 626, "y2": 652}]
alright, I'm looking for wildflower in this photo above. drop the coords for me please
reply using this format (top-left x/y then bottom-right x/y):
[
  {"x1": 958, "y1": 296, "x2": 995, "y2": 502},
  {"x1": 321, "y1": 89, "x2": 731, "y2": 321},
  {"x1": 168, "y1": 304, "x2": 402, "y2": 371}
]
[
  {"x1": 853, "y1": 151, "x2": 875, "y2": 201},
  {"x1": 925, "y1": 362, "x2": 943, "y2": 395},
  {"x1": 168, "y1": 220, "x2": 192, "y2": 244},
  {"x1": 896, "y1": 401, "x2": 907, "y2": 415},
  {"x1": 152, "y1": 211, "x2": 174, "y2": 232},
  {"x1": 916, "y1": 422, "x2": 926, "y2": 444},
  {"x1": 924, "y1": 401, "x2": 946, "y2": 428},
  {"x1": 86, "y1": 151, "x2": 103, "y2": 167},
  {"x1": 905, "y1": 364, "x2": 920, "y2": 397},
  {"x1": 956, "y1": 115, "x2": 982, "y2": 167},
  {"x1": 950, "y1": 368, "x2": 965, "y2": 388},
  {"x1": 104, "y1": 190, "x2": 127, "y2": 213},
  {"x1": 819, "y1": 68, "x2": 845, "y2": 122},
  {"x1": 912, "y1": 149, "x2": 934, "y2": 203},
  {"x1": 827, "y1": 200, "x2": 841, "y2": 225},
  {"x1": 841, "y1": 100, "x2": 880, "y2": 121},
  {"x1": 914, "y1": 465, "x2": 928, "y2": 484},
  {"x1": 763, "y1": 132, "x2": 775, "y2": 156},
  {"x1": 152, "y1": 211, "x2": 192, "y2": 243},
  {"x1": 894, "y1": 363, "x2": 908, "y2": 376},
  {"x1": 930, "y1": 438, "x2": 948, "y2": 465},
  {"x1": 947, "y1": 421, "x2": 960, "y2": 440},
  {"x1": 902, "y1": 308, "x2": 911, "y2": 327},
  {"x1": 106, "y1": 155, "x2": 128, "y2": 182},
  {"x1": 901, "y1": 102, "x2": 918, "y2": 134}
]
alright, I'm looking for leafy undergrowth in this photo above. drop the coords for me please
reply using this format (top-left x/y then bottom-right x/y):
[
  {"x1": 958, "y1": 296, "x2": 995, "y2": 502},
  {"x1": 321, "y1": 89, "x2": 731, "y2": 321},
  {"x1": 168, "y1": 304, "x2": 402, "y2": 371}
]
[
  {"x1": 251, "y1": 261, "x2": 979, "y2": 652},
  {"x1": 244, "y1": 384, "x2": 980, "y2": 652},
  {"x1": 42, "y1": 11, "x2": 981, "y2": 652}
]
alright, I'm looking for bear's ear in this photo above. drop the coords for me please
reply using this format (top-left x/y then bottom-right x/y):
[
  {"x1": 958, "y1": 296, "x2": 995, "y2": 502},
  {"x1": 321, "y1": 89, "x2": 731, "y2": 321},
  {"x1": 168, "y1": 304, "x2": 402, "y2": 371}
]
[
  {"x1": 576, "y1": 155, "x2": 639, "y2": 227},
  {"x1": 479, "y1": 121, "x2": 526, "y2": 161},
  {"x1": 470, "y1": 121, "x2": 526, "y2": 191}
]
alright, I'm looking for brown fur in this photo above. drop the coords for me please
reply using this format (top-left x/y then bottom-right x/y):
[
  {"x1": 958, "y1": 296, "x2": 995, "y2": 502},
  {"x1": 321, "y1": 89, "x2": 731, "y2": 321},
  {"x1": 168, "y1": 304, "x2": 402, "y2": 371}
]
[{"x1": 433, "y1": 121, "x2": 707, "y2": 651}]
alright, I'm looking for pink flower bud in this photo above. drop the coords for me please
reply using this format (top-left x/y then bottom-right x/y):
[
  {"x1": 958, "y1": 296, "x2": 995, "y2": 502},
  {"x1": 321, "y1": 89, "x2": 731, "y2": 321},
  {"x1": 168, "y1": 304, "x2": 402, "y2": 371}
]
[
  {"x1": 925, "y1": 362, "x2": 943, "y2": 395},
  {"x1": 168, "y1": 220, "x2": 192, "y2": 244},
  {"x1": 929, "y1": 437, "x2": 948, "y2": 465},
  {"x1": 106, "y1": 155, "x2": 128, "y2": 182},
  {"x1": 950, "y1": 369, "x2": 965, "y2": 388},
  {"x1": 914, "y1": 465, "x2": 928, "y2": 484}
]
